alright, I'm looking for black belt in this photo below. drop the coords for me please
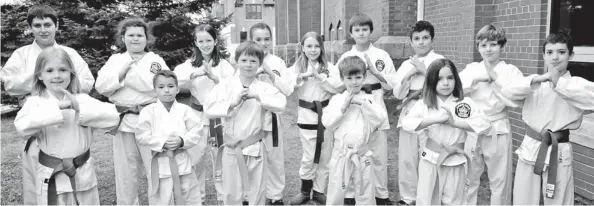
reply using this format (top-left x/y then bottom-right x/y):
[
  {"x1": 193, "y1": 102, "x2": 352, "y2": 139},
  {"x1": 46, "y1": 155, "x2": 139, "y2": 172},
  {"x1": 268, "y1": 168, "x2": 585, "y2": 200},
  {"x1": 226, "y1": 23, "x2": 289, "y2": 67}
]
[
  {"x1": 38, "y1": 149, "x2": 91, "y2": 205},
  {"x1": 209, "y1": 118, "x2": 224, "y2": 148},
  {"x1": 527, "y1": 127, "x2": 570, "y2": 199},
  {"x1": 190, "y1": 102, "x2": 203, "y2": 112},
  {"x1": 297, "y1": 99, "x2": 330, "y2": 164},
  {"x1": 272, "y1": 113, "x2": 278, "y2": 147},
  {"x1": 110, "y1": 104, "x2": 148, "y2": 134},
  {"x1": 361, "y1": 83, "x2": 382, "y2": 94},
  {"x1": 396, "y1": 89, "x2": 422, "y2": 110},
  {"x1": 24, "y1": 135, "x2": 37, "y2": 153}
]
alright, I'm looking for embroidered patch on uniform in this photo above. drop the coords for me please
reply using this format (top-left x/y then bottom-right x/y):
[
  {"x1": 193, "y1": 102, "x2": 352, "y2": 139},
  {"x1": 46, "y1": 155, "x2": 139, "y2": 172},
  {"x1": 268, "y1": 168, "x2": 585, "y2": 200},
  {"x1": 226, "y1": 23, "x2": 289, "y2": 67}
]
[
  {"x1": 365, "y1": 159, "x2": 371, "y2": 166},
  {"x1": 455, "y1": 103, "x2": 471, "y2": 118},
  {"x1": 375, "y1": 60, "x2": 385, "y2": 71},
  {"x1": 44, "y1": 178, "x2": 49, "y2": 184},
  {"x1": 150, "y1": 62, "x2": 162, "y2": 74},
  {"x1": 421, "y1": 151, "x2": 426, "y2": 157},
  {"x1": 273, "y1": 70, "x2": 281, "y2": 76}
]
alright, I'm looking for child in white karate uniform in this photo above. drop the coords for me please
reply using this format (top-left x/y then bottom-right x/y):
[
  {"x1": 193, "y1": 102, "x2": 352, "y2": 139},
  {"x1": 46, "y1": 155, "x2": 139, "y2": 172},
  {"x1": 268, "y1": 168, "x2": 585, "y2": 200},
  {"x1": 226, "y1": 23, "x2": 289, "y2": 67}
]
[
  {"x1": 323, "y1": 56, "x2": 387, "y2": 205},
  {"x1": 94, "y1": 18, "x2": 170, "y2": 205},
  {"x1": 136, "y1": 70, "x2": 203, "y2": 205},
  {"x1": 204, "y1": 41, "x2": 287, "y2": 205},
  {"x1": 14, "y1": 47, "x2": 119, "y2": 205},
  {"x1": 401, "y1": 59, "x2": 490, "y2": 205}
]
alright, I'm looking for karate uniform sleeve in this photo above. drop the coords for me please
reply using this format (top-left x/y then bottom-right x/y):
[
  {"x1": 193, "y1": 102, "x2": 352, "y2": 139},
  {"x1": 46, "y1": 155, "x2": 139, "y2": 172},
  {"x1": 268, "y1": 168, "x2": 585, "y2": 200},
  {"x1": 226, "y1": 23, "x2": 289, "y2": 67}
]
[
  {"x1": 95, "y1": 54, "x2": 126, "y2": 97},
  {"x1": 459, "y1": 64, "x2": 481, "y2": 95},
  {"x1": 321, "y1": 94, "x2": 345, "y2": 131},
  {"x1": 378, "y1": 53, "x2": 396, "y2": 90},
  {"x1": 318, "y1": 63, "x2": 343, "y2": 94},
  {"x1": 490, "y1": 65, "x2": 525, "y2": 107},
  {"x1": 179, "y1": 108, "x2": 203, "y2": 150},
  {"x1": 553, "y1": 74, "x2": 594, "y2": 111},
  {"x1": 400, "y1": 100, "x2": 426, "y2": 133},
  {"x1": 360, "y1": 96, "x2": 388, "y2": 129},
  {"x1": 0, "y1": 50, "x2": 33, "y2": 96},
  {"x1": 203, "y1": 82, "x2": 233, "y2": 119},
  {"x1": 66, "y1": 48, "x2": 95, "y2": 94},
  {"x1": 125, "y1": 56, "x2": 170, "y2": 93},
  {"x1": 173, "y1": 61, "x2": 193, "y2": 88},
  {"x1": 74, "y1": 94, "x2": 120, "y2": 128},
  {"x1": 391, "y1": 61, "x2": 414, "y2": 100},
  {"x1": 14, "y1": 96, "x2": 64, "y2": 139},
  {"x1": 259, "y1": 85, "x2": 287, "y2": 113},
  {"x1": 270, "y1": 59, "x2": 296, "y2": 96},
  {"x1": 292, "y1": 64, "x2": 305, "y2": 88},
  {"x1": 500, "y1": 74, "x2": 539, "y2": 102},
  {"x1": 135, "y1": 106, "x2": 167, "y2": 152}
]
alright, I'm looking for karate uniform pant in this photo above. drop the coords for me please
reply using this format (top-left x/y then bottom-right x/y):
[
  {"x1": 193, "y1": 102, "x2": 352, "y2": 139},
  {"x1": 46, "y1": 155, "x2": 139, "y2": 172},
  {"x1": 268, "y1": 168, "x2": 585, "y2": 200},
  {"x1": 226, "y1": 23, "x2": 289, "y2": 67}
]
[
  {"x1": 326, "y1": 150, "x2": 375, "y2": 205},
  {"x1": 188, "y1": 129, "x2": 209, "y2": 201},
  {"x1": 264, "y1": 129, "x2": 285, "y2": 200},
  {"x1": 298, "y1": 128, "x2": 331, "y2": 193},
  {"x1": 465, "y1": 132, "x2": 513, "y2": 205},
  {"x1": 148, "y1": 171, "x2": 202, "y2": 205},
  {"x1": 369, "y1": 129, "x2": 389, "y2": 198},
  {"x1": 22, "y1": 139, "x2": 39, "y2": 205},
  {"x1": 37, "y1": 186, "x2": 99, "y2": 205},
  {"x1": 113, "y1": 131, "x2": 152, "y2": 205},
  {"x1": 417, "y1": 159, "x2": 467, "y2": 205},
  {"x1": 397, "y1": 129, "x2": 423, "y2": 203},
  {"x1": 513, "y1": 158, "x2": 574, "y2": 205},
  {"x1": 216, "y1": 145, "x2": 266, "y2": 205}
]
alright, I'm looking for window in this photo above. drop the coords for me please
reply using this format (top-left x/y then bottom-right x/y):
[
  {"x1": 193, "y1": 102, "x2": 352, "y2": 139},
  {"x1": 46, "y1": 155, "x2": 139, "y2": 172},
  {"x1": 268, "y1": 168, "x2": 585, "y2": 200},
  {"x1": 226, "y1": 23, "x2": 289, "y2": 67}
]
[
  {"x1": 550, "y1": 0, "x2": 594, "y2": 63},
  {"x1": 216, "y1": 4, "x2": 225, "y2": 17},
  {"x1": 246, "y1": 4, "x2": 262, "y2": 20}
]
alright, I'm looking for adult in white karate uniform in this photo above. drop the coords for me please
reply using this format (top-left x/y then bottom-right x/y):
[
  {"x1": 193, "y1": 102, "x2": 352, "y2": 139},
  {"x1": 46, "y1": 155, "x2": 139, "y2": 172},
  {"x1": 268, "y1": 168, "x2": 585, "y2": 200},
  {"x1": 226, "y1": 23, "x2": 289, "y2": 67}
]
[
  {"x1": 95, "y1": 18, "x2": 170, "y2": 205},
  {"x1": 390, "y1": 21, "x2": 444, "y2": 205},
  {"x1": 14, "y1": 47, "x2": 119, "y2": 205},
  {"x1": 204, "y1": 41, "x2": 287, "y2": 205},
  {"x1": 174, "y1": 23, "x2": 236, "y2": 202},
  {"x1": 459, "y1": 25, "x2": 525, "y2": 205},
  {"x1": 249, "y1": 23, "x2": 296, "y2": 205},
  {"x1": 501, "y1": 32, "x2": 594, "y2": 205},
  {"x1": 323, "y1": 56, "x2": 387, "y2": 205},
  {"x1": 0, "y1": 6, "x2": 94, "y2": 205}
]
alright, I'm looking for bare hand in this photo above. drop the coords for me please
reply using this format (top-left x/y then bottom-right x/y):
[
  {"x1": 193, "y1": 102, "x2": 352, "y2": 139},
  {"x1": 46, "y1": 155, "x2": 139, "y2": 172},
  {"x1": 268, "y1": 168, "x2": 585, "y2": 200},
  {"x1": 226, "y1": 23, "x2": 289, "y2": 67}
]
[
  {"x1": 350, "y1": 95, "x2": 365, "y2": 105},
  {"x1": 409, "y1": 56, "x2": 426, "y2": 74},
  {"x1": 342, "y1": 91, "x2": 356, "y2": 113},
  {"x1": 364, "y1": 54, "x2": 380, "y2": 74},
  {"x1": 59, "y1": 88, "x2": 79, "y2": 112},
  {"x1": 440, "y1": 106, "x2": 455, "y2": 124}
]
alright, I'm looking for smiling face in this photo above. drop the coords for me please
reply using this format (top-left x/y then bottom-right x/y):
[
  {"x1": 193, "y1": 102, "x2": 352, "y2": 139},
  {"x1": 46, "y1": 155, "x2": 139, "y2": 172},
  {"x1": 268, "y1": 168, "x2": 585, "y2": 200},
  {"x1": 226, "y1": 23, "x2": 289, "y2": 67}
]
[
  {"x1": 38, "y1": 58, "x2": 71, "y2": 95},
  {"x1": 350, "y1": 25, "x2": 371, "y2": 45},
  {"x1": 477, "y1": 39, "x2": 502, "y2": 63},
  {"x1": 302, "y1": 37, "x2": 321, "y2": 61},
  {"x1": 122, "y1": 26, "x2": 147, "y2": 53},
  {"x1": 543, "y1": 43, "x2": 573, "y2": 73},
  {"x1": 436, "y1": 66, "x2": 455, "y2": 98},
  {"x1": 154, "y1": 76, "x2": 179, "y2": 103},
  {"x1": 343, "y1": 72, "x2": 366, "y2": 94},
  {"x1": 251, "y1": 28, "x2": 272, "y2": 55},
  {"x1": 237, "y1": 53, "x2": 261, "y2": 78},
  {"x1": 411, "y1": 30, "x2": 433, "y2": 56},
  {"x1": 195, "y1": 30, "x2": 216, "y2": 57},
  {"x1": 30, "y1": 17, "x2": 57, "y2": 48}
]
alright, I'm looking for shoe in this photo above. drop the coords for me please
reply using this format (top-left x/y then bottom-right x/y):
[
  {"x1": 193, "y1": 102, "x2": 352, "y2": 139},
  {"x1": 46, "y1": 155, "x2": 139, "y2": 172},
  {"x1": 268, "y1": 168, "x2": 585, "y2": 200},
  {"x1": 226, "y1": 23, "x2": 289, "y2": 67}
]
[
  {"x1": 344, "y1": 198, "x2": 356, "y2": 205},
  {"x1": 376, "y1": 197, "x2": 393, "y2": 205},
  {"x1": 243, "y1": 201, "x2": 249, "y2": 205},
  {"x1": 290, "y1": 179, "x2": 313, "y2": 205},
  {"x1": 268, "y1": 199, "x2": 285, "y2": 205},
  {"x1": 311, "y1": 190, "x2": 326, "y2": 204}
]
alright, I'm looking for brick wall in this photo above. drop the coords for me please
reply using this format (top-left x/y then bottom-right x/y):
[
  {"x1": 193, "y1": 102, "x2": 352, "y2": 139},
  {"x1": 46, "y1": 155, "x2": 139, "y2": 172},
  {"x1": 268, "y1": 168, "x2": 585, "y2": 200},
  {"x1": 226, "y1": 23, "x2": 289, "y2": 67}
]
[
  {"x1": 425, "y1": 0, "x2": 594, "y2": 200},
  {"x1": 275, "y1": 0, "x2": 288, "y2": 44}
]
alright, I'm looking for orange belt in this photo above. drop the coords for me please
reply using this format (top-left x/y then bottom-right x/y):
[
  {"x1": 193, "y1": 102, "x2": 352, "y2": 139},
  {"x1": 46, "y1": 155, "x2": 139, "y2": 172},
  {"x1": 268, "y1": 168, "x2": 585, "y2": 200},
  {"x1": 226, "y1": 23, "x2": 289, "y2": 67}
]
[{"x1": 526, "y1": 127, "x2": 570, "y2": 199}]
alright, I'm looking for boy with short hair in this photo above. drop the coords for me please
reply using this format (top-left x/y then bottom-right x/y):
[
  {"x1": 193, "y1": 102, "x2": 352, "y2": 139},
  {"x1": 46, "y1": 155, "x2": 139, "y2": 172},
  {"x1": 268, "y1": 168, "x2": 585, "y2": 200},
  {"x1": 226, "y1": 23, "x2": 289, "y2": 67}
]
[
  {"x1": 458, "y1": 24, "x2": 525, "y2": 205},
  {"x1": 0, "y1": 5, "x2": 94, "y2": 204},
  {"x1": 135, "y1": 70, "x2": 202, "y2": 205},
  {"x1": 336, "y1": 13, "x2": 396, "y2": 205},
  {"x1": 502, "y1": 31, "x2": 594, "y2": 205},
  {"x1": 323, "y1": 56, "x2": 387, "y2": 205},
  {"x1": 390, "y1": 20, "x2": 444, "y2": 205},
  {"x1": 204, "y1": 41, "x2": 287, "y2": 205}
]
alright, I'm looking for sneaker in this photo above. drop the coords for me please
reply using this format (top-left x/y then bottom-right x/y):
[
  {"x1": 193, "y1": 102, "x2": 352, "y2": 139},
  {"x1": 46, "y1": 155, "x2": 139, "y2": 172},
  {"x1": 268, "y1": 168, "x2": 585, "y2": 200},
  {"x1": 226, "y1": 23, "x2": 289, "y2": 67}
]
[
  {"x1": 344, "y1": 198, "x2": 356, "y2": 205},
  {"x1": 268, "y1": 199, "x2": 285, "y2": 205},
  {"x1": 289, "y1": 192, "x2": 310, "y2": 205},
  {"x1": 311, "y1": 190, "x2": 326, "y2": 204},
  {"x1": 376, "y1": 197, "x2": 393, "y2": 205}
]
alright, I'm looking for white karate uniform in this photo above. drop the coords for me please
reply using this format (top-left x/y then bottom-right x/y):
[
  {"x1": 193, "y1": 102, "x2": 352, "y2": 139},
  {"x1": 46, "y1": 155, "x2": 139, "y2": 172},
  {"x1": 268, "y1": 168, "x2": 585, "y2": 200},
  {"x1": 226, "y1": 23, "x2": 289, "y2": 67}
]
[
  {"x1": 0, "y1": 41, "x2": 95, "y2": 205},
  {"x1": 390, "y1": 50, "x2": 444, "y2": 203},
  {"x1": 135, "y1": 100, "x2": 203, "y2": 205},
  {"x1": 95, "y1": 51, "x2": 170, "y2": 205},
  {"x1": 256, "y1": 54, "x2": 295, "y2": 200},
  {"x1": 204, "y1": 75, "x2": 287, "y2": 205},
  {"x1": 337, "y1": 44, "x2": 396, "y2": 198},
  {"x1": 292, "y1": 61, "x2": 342, "y2": 195},
  {"x1": 322, "y1": 91, "x2": 387, "y2": 205},
  {"x1": 458, "y1": 60, "x2": 525, "y2": 205},
  {"x1": 14, "y1": 92, "x2": 119, "y2": 205},
  {"x1": 401, "y1": 96, "x2": 490, "y2": 205},
  {"x1": 174, "y1": 58, "x2": 236, "y2": 200},
  {"x1": 501, "y1": 72, "x2": 594, "y2": 205}
]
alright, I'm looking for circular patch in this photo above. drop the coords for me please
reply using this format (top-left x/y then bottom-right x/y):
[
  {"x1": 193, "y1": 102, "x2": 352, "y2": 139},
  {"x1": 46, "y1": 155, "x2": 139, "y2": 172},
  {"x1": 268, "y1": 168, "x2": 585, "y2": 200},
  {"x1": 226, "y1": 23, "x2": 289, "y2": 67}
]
[
  {"x1": 150, "y1": 62, "x2": 162, "y2": 74},
  {"x1": 273, "y1": 70, "x2": 281, "y2": 77},
  {"x1": 375, "y1": 60, "x2": 385, "y2": 71},
  {"x1": 455, "y1": 103, "x2": 471, "y2": 119}
]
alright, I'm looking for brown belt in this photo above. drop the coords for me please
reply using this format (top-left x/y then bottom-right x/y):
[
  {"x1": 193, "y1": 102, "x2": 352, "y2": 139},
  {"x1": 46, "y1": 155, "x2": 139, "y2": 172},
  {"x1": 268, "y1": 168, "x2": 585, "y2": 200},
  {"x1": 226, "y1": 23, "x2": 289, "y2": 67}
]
[
  {"x1": 526, "y1": 127, "x2": 570, "y2": 199},
  {"x1": 150, "y1": 149, "x2": 186, "y2": 205},
  {"x1": 38, "y1": 149, "x2": 90, "y2": 205},
  {"x1": 298, "y1": 99, "x2": 330, "y2": 163},
  {"x1": 109, "y1": 104, "x2": 149, "y2": 134}
]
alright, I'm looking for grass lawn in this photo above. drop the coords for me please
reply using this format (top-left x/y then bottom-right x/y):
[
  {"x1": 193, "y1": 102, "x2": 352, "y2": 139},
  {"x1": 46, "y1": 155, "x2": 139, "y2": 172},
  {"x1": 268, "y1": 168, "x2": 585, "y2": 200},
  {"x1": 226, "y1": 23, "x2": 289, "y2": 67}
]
[{"x1": 2, "y1": 94, "x2": 593, "y2": 205}]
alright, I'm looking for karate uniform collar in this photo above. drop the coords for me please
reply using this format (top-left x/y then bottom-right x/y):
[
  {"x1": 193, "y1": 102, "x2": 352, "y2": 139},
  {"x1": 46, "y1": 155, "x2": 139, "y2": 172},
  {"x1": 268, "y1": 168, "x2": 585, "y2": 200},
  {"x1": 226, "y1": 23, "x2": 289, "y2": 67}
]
[
  {"x1": 437, "y1": 94, "x2": 458, "y2": 106},
  {"x1": 350, "y1": 43, "x2": 377, "y2": 53},
  {"x1": 156, "y1": 99, "x2": 180, "y2": 113}
]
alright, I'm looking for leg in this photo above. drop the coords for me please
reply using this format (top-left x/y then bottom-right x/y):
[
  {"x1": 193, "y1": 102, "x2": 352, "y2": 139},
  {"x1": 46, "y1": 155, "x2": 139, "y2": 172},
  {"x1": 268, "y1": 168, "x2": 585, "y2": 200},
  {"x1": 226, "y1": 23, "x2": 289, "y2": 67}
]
[
  {"x1": 355, "y1": 155, "x2": 376, "y2": 205},
  {"x1": 512, "y1": 158, "x2": 541, "y2": 205},
  {"x1": 182, "y1": 172, "x2": 203, "y2": 205},
  {"x1": 464, "y1": 132, "x2": 484, "y2": 205},
  {"x1": 397, "y1": 129, "x2": 419, "y2": 204},
  {"x1": 247, "y1": 146, "x2": 267, "y2": 205},
  {"x1": 22, "y1": 139, "x2": 39, "y2": 205},
  {"x1": 113, "y1": 131, "x2": 143, "y2": 205},
  {"x1": 291, "y1": 129, "x2": 317, "y2": 204},
  {"x1": 264, "y1": 129, "x2": 286, "y2": 202},
  {"x1": 56, "y1": 186, "x2": 100, "y2": 205},
  {"x1": 482, "y1": 133, "x2": 513, "y2": 205},
  {"x1": 325, "y1": 151, "x2": 345, "y2": 206},
  {"x1": 440, "y1": 164, "x2": 467, "y2": 205},
  {"x1": 188, "y1": 134, "x2": 209, "y2": 201},
  {"x1": 313, "y1": 130, "x2": 332, "y2": 193},
  {"x1": 542, "y1": 145, "x2": 574, "y2": 205},
  {"x1": 416, "y1": 159, "x2": 438, "y2": 206},
  {"x1": 369, "y1": 130, "x2": 389, "y2": 201},
  {"x1": 218, "y1": 147, "x2": 243, "y2": 205}
]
